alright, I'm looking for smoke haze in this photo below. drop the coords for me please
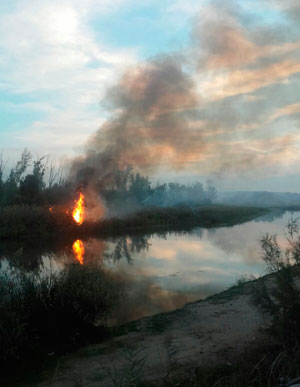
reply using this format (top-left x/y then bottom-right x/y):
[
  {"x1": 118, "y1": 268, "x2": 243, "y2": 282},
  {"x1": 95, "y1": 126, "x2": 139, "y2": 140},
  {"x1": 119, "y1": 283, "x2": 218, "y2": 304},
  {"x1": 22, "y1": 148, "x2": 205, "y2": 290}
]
[{"x1": 72, "y1": 0, "x2": 300, "y2": 188}]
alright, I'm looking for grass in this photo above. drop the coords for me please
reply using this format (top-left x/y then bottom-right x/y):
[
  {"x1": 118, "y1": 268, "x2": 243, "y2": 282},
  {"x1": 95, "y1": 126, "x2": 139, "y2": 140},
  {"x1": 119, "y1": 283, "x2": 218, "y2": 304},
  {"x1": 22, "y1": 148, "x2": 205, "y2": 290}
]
[
  {"x1": 100, "y1": 348, "x2": 147, "y2": 387},
  {"x1": 92, "y1": 339, "x2": 300, "y2": 387},
  {"x1": 0, "y1": 263, "x2": 121, "y2": 384}
]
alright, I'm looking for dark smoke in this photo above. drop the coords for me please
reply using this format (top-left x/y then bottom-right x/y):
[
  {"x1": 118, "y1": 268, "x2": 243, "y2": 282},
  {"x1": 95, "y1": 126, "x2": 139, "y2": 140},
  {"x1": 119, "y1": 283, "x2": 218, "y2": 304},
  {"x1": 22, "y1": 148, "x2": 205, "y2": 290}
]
[
  {"x1": 71, "y1": 1, "x2": 300, "y2": 188},
  {"x1": 72, "y1": 54, "x2": 207, "y2": 187}
]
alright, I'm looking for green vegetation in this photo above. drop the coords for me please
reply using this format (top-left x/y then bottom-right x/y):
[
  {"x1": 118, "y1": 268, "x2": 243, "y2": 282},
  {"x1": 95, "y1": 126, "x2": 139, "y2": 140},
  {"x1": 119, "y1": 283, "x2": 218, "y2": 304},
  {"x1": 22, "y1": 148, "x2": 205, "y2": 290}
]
[
  {"x1": 0, "y1": 149, "x2": 266, "y2": 240},
  {"x1": 0, "y1": 149, "x2": 216, "y2": 212},
  {"x1": 1, "y1": 150, "x2": 294, "y2": 387},
  {"x1": 0, "y1": 149, "x2": 71, "y2": 207},
  {"x1": 0, "y1": 264, "x2": 121, "y2": 375},
  {"x1": 0, "y1": 149, "x2": 76, "y2": 239}
]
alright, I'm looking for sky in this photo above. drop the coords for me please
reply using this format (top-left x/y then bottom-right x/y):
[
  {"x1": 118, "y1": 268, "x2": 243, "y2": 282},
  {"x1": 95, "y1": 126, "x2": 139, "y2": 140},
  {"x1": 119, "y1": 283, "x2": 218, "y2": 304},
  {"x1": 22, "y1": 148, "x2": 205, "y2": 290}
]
[{"x1": 1, "y1": 0, "x2": 300, "y2": 191}]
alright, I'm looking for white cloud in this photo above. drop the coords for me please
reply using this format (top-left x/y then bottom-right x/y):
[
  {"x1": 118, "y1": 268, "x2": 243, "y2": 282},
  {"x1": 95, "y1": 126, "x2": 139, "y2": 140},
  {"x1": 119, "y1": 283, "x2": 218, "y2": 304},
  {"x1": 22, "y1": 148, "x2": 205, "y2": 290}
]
[
  {"x1": 167, "y1": 0, "x2": 204, "y2": 18},
  {"x1": 0, "y1": 0, "x2": 137, "y2": 155}
]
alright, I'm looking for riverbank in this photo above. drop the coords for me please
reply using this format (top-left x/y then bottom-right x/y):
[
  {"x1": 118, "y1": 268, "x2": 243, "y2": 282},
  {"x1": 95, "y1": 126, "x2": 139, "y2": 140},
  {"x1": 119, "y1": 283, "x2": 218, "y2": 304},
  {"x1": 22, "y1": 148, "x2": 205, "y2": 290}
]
[
  {"x1": 5, "y1": 269, "x2": 300, "y2": 386},
  {"x1": 20, "y1": 277, "x2": 271, "y2": 387},
  {"x1": 0, "y1": 204, "x2": 268, "y2": 240}
]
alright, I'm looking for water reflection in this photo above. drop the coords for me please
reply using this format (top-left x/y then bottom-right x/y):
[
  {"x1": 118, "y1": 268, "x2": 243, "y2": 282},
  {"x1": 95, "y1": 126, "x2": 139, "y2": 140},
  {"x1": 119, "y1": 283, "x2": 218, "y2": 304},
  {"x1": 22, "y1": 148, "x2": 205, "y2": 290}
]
[
  {"x1": 0, "y1": 239, "x2": 61, "y2": 273},
  {"x1": 104, "y1": 235, "x2": 151, "y2": 264},
  {"x1": 72, "y1": 239, "x2": 84, "y2": 264},
  {"x1": 0, "y1": 209, "x2": 299, "y2": 324}
]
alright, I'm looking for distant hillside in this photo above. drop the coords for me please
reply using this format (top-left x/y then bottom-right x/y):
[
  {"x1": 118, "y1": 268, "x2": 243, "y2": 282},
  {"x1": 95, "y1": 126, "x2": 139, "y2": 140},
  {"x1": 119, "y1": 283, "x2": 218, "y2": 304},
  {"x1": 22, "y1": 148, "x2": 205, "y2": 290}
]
[{"x1": 217, "y1": 191, "x2": 300, "y2": 208}]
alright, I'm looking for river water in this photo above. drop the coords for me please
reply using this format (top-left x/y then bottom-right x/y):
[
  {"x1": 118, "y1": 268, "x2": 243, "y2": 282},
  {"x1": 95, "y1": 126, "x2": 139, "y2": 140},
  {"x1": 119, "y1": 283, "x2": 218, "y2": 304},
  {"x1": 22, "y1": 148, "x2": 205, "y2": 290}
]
[{"x1": 0, "y1": 209, "x2": 298, "y2": 324}]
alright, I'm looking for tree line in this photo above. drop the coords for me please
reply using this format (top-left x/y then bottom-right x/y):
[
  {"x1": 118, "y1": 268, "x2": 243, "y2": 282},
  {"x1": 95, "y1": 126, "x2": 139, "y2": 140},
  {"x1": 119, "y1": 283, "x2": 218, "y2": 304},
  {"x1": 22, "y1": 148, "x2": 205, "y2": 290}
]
[
  {"x1": 102, "y1": 166, "x2": 217, "y2": 212},
  {"x1": 0, "y1": 149, "x2": 71, "y2": 206},
  {"x1": 0, "y1": 149, "x2": 217, "y2": 209}
]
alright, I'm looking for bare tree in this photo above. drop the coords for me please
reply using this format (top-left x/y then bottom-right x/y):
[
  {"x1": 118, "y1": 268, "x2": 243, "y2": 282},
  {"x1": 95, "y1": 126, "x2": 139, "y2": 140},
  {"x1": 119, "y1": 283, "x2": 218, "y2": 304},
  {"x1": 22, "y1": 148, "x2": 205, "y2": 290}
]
[{"x1": 48, "y1": 162, "x2": 59, "y2": 188}]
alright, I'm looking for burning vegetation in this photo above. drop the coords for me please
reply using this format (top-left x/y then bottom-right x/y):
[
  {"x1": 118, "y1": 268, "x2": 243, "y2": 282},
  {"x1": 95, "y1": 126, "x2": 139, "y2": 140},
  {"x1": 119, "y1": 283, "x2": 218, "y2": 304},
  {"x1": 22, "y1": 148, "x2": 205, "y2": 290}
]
[
  {"x1": 0, "y1": 149, "x2": 260, "y2": 242},
  {"x1": 72, "y1": 192, "x2": 85, "y2": 225}
]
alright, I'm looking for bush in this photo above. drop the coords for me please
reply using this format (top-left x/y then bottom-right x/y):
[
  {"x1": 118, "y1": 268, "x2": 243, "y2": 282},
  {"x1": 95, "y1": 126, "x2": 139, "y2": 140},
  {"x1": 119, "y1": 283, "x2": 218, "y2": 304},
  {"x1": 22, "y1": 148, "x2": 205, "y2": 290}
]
[
  {"x1": 254, "y1": 218, "x2": 300, "y2": 341},
  {"x1": 0, "y1": 264, "x2": 120, "y2": 367}
]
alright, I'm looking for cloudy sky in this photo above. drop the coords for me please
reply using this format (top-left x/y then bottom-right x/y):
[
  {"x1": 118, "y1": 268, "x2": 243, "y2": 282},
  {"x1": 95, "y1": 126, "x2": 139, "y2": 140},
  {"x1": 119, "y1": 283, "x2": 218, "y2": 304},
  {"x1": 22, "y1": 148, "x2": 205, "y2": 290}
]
[{"x1": 1, "y1": 0, "x2": 300, "y2": 191}]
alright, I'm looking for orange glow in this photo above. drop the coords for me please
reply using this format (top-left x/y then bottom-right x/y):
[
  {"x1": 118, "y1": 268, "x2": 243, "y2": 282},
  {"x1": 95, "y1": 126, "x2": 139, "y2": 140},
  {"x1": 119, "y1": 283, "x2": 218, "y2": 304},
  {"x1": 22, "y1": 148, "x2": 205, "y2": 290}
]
[
  {"x1": 72, "y1": 239, "x2": 84, "y2": 264},
  {"x1": 72, "y1": 192, "x2": 85, "y2": 225}
]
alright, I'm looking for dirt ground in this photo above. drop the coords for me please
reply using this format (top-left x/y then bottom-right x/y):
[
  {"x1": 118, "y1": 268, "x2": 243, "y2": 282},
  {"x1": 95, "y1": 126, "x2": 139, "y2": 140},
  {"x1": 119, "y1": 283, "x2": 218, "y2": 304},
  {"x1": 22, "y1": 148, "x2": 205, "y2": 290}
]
[{"x1": 35, "y1": 280, "x2": 270, "y2": 387}]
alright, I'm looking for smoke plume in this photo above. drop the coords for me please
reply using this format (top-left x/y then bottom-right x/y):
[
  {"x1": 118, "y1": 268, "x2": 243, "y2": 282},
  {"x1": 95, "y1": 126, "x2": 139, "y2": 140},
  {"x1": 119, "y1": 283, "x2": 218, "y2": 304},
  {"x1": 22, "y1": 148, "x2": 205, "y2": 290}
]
[
  {"x1": 72, "y1": 0, "x2": 300, "y2": 187},
  {"x1": 72, "y1": 54, "x2": 206, "y2": 186}
]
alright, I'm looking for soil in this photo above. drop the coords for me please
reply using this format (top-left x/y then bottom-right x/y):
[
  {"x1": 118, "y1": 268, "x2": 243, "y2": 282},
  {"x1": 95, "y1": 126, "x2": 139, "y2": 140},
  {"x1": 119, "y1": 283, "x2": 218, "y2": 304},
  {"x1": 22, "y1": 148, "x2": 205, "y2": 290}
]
[{"x1": 37, "y1": 280, "x2": 270, "y2": 387}]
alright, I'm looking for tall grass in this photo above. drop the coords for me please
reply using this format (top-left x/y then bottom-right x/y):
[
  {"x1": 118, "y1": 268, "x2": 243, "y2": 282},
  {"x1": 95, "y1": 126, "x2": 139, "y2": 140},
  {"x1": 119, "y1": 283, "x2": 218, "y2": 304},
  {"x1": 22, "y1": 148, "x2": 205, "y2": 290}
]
[{"x1": 0, "y1": 264, "x2": 121, "y2": 370}]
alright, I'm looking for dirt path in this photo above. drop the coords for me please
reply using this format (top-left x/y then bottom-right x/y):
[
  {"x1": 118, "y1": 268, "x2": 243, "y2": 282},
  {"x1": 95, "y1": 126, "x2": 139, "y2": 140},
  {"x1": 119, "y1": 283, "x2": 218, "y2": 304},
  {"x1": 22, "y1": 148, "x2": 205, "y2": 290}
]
[{"x1": 38, "y1": 283, "x2": 268, "y2": 387}]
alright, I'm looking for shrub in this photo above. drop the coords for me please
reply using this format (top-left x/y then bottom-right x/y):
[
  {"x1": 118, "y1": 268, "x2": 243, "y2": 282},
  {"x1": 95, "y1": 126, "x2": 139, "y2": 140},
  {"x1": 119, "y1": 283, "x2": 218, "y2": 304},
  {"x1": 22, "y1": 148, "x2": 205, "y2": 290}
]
[
  {"x1": 0, "y1": 264, "x2": 120, "y2": 367},
  {"x1": 254, "y1": 218, "x2": 300, "y2": 341}
]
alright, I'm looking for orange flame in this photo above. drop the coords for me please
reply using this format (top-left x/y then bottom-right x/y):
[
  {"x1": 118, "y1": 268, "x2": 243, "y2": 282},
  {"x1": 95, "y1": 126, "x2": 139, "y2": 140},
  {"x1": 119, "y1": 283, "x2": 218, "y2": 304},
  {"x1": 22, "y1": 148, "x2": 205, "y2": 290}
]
[
  {"x1": 72, "y1": 239, "x2": 84, "y2": 264},
  {"x1": 72, "y1": 192, "x2": 84, "y2": 225}
]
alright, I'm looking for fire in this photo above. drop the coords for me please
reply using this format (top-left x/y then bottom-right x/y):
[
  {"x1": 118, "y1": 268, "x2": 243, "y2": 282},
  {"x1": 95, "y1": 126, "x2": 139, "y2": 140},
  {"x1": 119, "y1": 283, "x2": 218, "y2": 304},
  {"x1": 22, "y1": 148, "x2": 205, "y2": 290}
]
[
  {"x1": 72, "y1": 239, "x2": 84, "y2": 264},
  {"x1": 72, "y1": 192, "x2": 85, "y2": 225}
]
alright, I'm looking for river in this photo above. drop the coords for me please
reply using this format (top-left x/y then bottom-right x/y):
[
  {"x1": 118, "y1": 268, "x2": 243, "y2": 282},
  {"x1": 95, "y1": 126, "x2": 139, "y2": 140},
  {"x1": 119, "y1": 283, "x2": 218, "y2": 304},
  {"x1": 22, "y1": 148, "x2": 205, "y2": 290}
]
[{"x1": 0, "y1": 209, "x2": 297, "y2": 324}]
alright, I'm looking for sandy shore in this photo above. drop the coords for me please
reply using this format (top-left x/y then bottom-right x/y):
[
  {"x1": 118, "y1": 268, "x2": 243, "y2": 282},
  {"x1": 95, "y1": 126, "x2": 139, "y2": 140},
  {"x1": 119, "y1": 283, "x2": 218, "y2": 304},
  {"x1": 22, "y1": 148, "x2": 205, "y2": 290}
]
[{"x1": 36, "y1": 279, "x2": 270, "y2": 387}]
